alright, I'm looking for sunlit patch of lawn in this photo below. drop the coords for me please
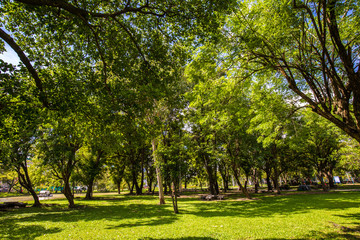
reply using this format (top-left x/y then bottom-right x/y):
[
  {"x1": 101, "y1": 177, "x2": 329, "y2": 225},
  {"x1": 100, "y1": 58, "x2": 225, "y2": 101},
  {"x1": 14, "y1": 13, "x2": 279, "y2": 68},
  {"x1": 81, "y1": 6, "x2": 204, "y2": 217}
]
[{"x1": 1, "y1": 191, "x2": 359, "y2": 239}]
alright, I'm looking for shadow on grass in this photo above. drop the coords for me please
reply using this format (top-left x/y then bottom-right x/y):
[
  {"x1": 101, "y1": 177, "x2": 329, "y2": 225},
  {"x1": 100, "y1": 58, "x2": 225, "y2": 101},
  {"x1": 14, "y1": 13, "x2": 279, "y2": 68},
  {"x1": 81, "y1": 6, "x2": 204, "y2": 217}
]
[
  {"x1": 302, "y1": 228, "x2": 360, "y2": 240},
  {"x1": 0, "y1": 198, "x2": 177, "y2": 239},
  {"x1": 0, "y1": 221, "x2": 61, "y2": 240},
  {"x1": 1, "y1": 192, "x2": 359, "y2": 239},
  {"x1": 181, "y1": 191, "x2": 360, "y2": 219}
]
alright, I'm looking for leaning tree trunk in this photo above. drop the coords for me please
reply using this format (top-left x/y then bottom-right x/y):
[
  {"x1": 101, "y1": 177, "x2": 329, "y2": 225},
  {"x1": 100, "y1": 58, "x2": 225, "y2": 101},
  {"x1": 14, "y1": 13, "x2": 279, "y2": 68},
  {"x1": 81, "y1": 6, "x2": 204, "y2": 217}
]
[
  {"x1": 17, "y1": 164, "x2": 41, "y2": 207},
  {"x1": 64, "y1": 178, "x2": 75, "y2": 208}
]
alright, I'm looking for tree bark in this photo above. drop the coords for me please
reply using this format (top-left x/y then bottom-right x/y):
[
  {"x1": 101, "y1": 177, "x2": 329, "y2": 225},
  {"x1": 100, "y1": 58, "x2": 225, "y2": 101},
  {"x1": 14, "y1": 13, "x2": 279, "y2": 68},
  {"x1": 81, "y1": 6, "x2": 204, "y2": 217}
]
[
  {"x1": 64, "y1": 179, "x2": 75, "y2": 208},
  {"x1": 116, "y1": 180, "x2": 121, "y2": 194},
  {"x1": 17, "y1": 165, "x2": 41, "y2": 207},
  {"x1": 325, "y1": 170, "x2": 335, "y2": 189},
  {"x1": 265, "y1": 170, "x2": 273, "y2": 191},
  {"x1": 272, "y1": 168, "x2": 281, "y2": 194},
  {"x1": 85, "y1": 180, "x2": 94, "y2": 200},
  {"x1": 203, "y1": 155, "x2": 219, "y2": 195},
  {"x1": 152, "y1": 139, "x2": 165, "y2": 205},
  {"x1": 171, "y1": 182, "x2": 179, "y2": 214}
]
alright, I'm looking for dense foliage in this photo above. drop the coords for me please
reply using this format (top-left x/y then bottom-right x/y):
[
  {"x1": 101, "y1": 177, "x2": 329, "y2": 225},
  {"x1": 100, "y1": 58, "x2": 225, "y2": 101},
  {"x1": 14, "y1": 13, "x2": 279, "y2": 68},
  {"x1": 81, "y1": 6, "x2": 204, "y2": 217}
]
[{"x1": 1, "y1": 0, "x2": 359, "y2": 211}]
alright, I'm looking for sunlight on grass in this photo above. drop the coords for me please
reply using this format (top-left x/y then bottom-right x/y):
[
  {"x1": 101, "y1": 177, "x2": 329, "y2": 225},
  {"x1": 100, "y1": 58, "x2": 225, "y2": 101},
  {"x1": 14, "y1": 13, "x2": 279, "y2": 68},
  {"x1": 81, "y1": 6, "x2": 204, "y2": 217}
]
[{"x1": 1, "y1": 192, "x2": 359, "y2": 239}]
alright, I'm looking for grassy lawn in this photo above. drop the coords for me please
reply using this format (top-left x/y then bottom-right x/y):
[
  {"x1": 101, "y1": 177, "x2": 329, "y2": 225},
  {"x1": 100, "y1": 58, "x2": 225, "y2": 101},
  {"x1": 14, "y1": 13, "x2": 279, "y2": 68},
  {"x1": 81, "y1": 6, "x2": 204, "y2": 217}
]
[
  {"x1": 1, "y1": 191, "x2": 359, "y2": 240},
  {"x1": 0, "y1": 192, "x2": 29, "y2": 198}
]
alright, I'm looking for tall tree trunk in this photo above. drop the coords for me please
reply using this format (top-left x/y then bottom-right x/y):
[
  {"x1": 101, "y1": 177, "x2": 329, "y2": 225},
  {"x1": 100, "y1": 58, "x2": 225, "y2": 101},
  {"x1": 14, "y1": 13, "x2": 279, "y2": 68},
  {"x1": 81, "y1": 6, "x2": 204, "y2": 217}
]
[
  {"x1": 171, "y1": 182, "x2": 179, "y2": 214},
  {"x1": 152, "y1": 139, "x2": 165, "y2": 205}
]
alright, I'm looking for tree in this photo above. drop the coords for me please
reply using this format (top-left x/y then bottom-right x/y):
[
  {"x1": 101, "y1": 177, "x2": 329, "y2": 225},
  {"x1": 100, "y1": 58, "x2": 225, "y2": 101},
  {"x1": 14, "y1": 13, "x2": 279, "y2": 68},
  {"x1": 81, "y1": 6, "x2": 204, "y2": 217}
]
[
  {"x1": 248, "y1": 79, "x2": 300, "y2": 194},
  {"x1": 338, "y1": 138, "x2": 360, "y2": 181},
  {"x1": 229, "y1": 0, "x2": 360, "y2": 143},
  {"x1": 157, "y1": 114, "x2": 187, "y2": 214},
  {"x1": 297, "y1": 109, "x2": 342, "y2": 190},
  {"x1": 1, "y1": 0, "x2": 234, "y2": 110},
  {"x1": 0, "y1": 60, "x2": 42, "y2": 206},
  {"x1": 77, "y1": 146, "x2": 106, "y2": 200},
  {"x1": 37, "y1": 113, "x2": 84, "y2": 208}
]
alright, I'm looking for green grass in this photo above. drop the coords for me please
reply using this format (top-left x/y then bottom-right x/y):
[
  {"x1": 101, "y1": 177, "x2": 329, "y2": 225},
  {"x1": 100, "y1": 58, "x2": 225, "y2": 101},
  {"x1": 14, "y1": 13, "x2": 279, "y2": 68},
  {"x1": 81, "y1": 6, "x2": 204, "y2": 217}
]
[
  {"x1": 0, "y1": 192, "x2": 28, "y2": 198},
  {"x1": 1, "y1": 192, "x2": 359, "y2": 239},
  {"x1": 336, "y1": 183, "x2": 360, "y2": 190}
]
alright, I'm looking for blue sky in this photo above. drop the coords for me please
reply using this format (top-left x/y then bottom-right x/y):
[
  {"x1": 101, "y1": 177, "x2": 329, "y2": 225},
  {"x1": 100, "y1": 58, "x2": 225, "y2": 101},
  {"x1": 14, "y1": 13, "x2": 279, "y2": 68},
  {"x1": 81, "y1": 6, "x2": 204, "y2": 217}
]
[{"x1": 0, "y1": 42, "x2": 20, "y2": 65}]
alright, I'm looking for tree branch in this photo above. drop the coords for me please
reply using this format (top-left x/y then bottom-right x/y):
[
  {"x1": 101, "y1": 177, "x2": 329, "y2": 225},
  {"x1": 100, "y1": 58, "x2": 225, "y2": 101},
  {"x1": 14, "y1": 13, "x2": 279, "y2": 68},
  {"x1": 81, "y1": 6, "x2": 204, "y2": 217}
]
[
  {"x1": 0, "y1": 28, "x2": 49, "y2": 107},
  {"x1": 15, "y1": 0, "x2": 168, "y2": 18}
]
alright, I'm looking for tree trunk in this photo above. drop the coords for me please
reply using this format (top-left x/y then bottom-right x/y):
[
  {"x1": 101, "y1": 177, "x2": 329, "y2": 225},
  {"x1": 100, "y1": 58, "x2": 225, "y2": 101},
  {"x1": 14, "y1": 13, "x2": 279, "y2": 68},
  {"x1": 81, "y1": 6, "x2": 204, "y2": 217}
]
[
  {"x1": 253, "y1": 169, "x2": 259, "y2": 193},
  {"x1": 130, "y1": 182, "x2": 134, "y2": 194},
  {"x1": 171, "y1": 182, "x2": 179, "y2": 214},
  {"x1": 272, "y1": 168, "x2": 281, "y2": 194},
  {"x1": 85, "y1": 180, "x2": 94, "y2": 200},
  {"x1": 326, "y1": 171, "x2": 335, "y2": 189},
  {"x1": 152, "y1": 139, "x2": 165, "y2": 205},
  {"x1": 125, "y1": 180, "x2": 131, "y2": 194},
  {"x1": 265, "y1": 169, "x2": 273, "y2": 191},
  {"x1": 271, "y1": 176, "x2": 281, "y2": 194},
  {"x1": 64, "y1": 180, "x2": 75, "y2": 208},
  {"x1": 17, "y1": 164, "x2": 42, "y2": 207},
  {"x1": 148, "y1": 177, "x2": 153, "y2": 193},
  {"x1": 203, "y1": 155, "x2": 219, "y2": 195},
  {"x1": 133, "y1": 173, "x2": 142, "y2": 195},
  {"x1": 117, "y1": 180, "x2": 121, "y2": 194}
]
